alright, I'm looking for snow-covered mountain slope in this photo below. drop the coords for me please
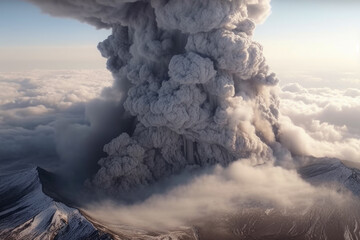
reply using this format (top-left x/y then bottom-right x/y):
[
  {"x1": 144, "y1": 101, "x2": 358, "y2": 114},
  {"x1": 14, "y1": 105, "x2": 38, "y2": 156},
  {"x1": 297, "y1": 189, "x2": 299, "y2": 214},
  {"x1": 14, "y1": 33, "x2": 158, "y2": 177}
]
[
  {"x1": 191, "y1": 204, "x2": 360, "y2": 240},
  {"x1": 2, "y1": 158, "x2": 360, "y2": 240},
  {"x1": 0, "y1": 168, "x2": 194, "y2": 240},
  {"x1": 0, "y1": 168, "x2": 112, "y2": 240},
  {"x1": 299, "y1": 157, "x2": 360, "y2": 195}
]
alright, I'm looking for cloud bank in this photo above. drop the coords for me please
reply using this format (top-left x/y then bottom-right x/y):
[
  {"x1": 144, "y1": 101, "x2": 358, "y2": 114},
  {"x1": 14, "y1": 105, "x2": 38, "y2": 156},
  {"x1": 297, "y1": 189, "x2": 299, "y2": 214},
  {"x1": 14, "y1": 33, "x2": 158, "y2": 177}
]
[
  {"x1": 85, "y1": 159, "x2": 354, "y2": 233},
  {"x1": 279, "y1": 83, "x2": 360, "y2": 162},
  {"x1": 0, "y1": 70, "x2": 128, "y2": 180}
]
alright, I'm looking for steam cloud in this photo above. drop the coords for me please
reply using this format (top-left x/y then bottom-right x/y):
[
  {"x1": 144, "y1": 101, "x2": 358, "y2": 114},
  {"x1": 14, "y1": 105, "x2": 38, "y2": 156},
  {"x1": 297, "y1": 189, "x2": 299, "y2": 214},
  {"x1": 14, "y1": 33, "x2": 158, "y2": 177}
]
[
  {"x1": 84, "y1": 159, "x2": 354, "y2": 232},
  {"x1": 26, "y1": 0, "x2": 282, "y2": 193}
]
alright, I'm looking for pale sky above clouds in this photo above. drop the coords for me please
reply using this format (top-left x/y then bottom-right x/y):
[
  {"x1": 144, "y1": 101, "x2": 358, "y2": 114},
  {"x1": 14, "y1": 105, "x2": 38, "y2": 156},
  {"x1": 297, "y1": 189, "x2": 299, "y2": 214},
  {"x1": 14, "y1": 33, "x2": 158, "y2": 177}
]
[
  {"x1": 256, "y1": 0, "x2": 360, "y2": 59},
  {"x1": 254, "y1": 0, "x2": 360, "y2": 88},
  {"x1": 0, "y1": 0, "x2": 110, "y2": 71}
]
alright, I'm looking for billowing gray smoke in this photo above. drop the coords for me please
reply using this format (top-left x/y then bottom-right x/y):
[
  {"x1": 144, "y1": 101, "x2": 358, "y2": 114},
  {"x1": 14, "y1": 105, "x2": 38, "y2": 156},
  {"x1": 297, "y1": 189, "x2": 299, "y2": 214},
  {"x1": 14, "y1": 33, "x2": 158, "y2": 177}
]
[{"x1": 26, "y1": 0, "x2": 280, "y2": 193}]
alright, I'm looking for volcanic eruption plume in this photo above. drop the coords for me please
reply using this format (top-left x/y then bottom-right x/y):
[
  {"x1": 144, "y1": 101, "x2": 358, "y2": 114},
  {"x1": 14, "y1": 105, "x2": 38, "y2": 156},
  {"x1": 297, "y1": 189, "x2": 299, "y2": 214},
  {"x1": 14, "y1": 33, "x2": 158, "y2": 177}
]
[{"x1": 26, "y1": 0, "x2": 281, "y2": 194}]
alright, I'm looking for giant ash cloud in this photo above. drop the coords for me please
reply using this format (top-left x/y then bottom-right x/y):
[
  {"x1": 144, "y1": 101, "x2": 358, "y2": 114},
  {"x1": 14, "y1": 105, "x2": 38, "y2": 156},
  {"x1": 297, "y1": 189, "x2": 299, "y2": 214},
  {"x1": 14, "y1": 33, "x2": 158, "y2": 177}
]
[{"x1": 26, "y1": 0, "x2": 280, "y2": 193}]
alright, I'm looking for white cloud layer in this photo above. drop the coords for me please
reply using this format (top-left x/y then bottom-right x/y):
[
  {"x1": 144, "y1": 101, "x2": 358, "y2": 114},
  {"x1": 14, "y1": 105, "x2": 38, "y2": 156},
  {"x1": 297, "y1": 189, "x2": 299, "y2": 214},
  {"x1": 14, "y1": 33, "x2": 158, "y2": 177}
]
[
  {"x1": 0, "y1": 70, "x2": 113, "y2": 173},
  {"x1": 279, "y1": 83, "x2": 360, "y2": 162},
  {"x1": 84, "y1": 159, "x2": 351, "y2": 232}
]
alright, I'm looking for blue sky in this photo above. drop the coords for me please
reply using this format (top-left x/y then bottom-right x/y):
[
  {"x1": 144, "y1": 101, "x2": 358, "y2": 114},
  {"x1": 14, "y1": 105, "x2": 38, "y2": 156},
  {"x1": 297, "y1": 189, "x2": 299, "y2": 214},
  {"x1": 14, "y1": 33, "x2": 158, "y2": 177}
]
[
  {"x1": 0, "y1": 0, "x2": 110, "y2": 70},
  {"x1": 2, "y1": 0, "x2": 358, "y2": 47},
  {"x1": 0, "y1": 0, "x2": 359, "y2": 86},
  {"x1": 0, "y1": 0, "x2": 109, "y2": 46}
]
